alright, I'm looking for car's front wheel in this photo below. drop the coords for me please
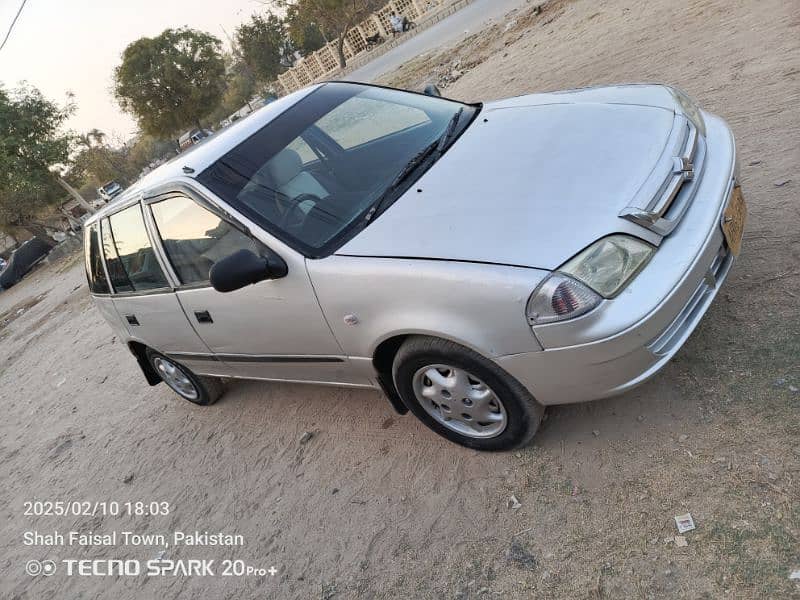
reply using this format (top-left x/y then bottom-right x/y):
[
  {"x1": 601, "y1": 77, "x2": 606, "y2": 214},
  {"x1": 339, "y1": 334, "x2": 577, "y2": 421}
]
[
  {"x1": 392, "y1": 336, "x2": 544, "y2": 450},
  {"x1": 145, "y1": 349, "x2": 223, "y2": 406}
]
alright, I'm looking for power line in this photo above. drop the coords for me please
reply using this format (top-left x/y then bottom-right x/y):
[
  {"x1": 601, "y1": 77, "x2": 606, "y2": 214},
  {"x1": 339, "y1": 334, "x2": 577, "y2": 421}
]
[{"x1": 0, "y1": 0, "x2": 28, "y2": 53}]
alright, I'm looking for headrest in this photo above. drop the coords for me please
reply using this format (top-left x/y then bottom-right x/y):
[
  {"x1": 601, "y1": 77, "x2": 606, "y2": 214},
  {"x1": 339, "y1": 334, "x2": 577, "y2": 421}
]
[{"x1": 266, "y1": 148, "x2": 303, "y2": 187}]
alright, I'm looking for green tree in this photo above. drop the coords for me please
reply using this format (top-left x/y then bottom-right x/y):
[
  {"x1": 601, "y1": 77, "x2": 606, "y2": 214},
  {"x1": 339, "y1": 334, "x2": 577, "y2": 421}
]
[
  {"x1": 285, "y1": 4, "x2": 326, "y2": 57},
  {"x1": 277, "y1": 0, "x2": 383, "y2": 68},
  {"x1": 114, "y1": 28, "x2": 226, "y2": 137},
  {"x1": 235, "y1": 14, "x2": 290, "y2": 84},
  {"x1": 0, "y1": 84, "x2": 91, "y2": 237}
]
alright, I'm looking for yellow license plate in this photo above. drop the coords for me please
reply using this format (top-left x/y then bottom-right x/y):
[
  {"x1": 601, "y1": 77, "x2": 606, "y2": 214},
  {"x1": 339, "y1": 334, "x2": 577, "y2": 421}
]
[{"x1": 721, "y1": 185, "x2": 746, "y2": 256}]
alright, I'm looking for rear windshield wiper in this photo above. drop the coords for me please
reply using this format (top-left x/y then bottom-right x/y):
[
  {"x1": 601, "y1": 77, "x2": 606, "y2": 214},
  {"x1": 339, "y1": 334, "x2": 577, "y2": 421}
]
[{"x1": 364, "y1": 108, "x2": 466, "y2": 223}]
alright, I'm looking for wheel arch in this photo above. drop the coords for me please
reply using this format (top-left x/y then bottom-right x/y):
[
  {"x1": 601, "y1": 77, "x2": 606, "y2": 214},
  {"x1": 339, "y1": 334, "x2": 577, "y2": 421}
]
[
  {"x1": 371, "y1": 331, "x2": 492, "y2": 415},
  {"x1": 128, "y1": 340, "x2": 162, "y2": 386}
]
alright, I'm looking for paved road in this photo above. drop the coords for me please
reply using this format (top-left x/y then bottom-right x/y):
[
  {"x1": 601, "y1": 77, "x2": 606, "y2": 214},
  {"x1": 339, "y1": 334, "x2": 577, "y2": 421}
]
[{"x1": 345, "y1": 0, "x2": 530, "y2": 82}]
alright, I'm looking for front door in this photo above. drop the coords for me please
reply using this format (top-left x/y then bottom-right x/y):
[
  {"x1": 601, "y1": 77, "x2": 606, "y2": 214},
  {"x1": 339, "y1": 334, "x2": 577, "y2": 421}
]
[{"x1": 146, "y1": 193, "x2": 363, "y2": 384}]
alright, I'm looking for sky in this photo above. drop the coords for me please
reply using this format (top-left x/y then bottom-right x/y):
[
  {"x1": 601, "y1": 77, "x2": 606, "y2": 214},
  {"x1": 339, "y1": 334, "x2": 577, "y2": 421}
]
[{"x1": 0, "y1": 0, "x2": 268, "y2": 141}]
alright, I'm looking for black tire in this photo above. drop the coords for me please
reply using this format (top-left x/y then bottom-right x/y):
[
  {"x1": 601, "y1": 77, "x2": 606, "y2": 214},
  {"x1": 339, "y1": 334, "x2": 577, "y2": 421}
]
[
  {"x1": 392, "y1": 336, "x2": 544, "y2": 451},
  {"x1": 145, "y1": 349, "x2": 223, "y2": 406}
]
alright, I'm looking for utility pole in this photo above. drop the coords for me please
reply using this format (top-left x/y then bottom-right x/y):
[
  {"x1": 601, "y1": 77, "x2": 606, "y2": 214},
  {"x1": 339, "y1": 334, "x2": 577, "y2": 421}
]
[{"x1": 56, "y1": 176, "x2": 95, "y2": 214}]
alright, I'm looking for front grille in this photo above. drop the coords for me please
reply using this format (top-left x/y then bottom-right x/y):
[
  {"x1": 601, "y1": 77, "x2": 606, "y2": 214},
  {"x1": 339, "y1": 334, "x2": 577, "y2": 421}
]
[
  {"x1": 620, "y1": 115, "x2": 705, "y2": 236},
  {"x1": 648, "y1": 243, "x2": 732, "y2": 357}
]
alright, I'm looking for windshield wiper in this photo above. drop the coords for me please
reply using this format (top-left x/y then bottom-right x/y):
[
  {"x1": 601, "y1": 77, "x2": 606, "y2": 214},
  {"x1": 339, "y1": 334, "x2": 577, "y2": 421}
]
[
  {"x1": 364, "y1": 108, "x2": 466, "y2": 223},
  {"x1": 435, "y1": 106, "x2": 464, "y2": 153}
]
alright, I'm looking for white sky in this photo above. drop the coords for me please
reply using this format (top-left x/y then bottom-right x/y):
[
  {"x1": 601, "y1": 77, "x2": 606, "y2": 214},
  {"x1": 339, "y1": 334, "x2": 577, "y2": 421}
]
[{"x1": 0, "y1": 0, "x2": 268, "y2": 141}]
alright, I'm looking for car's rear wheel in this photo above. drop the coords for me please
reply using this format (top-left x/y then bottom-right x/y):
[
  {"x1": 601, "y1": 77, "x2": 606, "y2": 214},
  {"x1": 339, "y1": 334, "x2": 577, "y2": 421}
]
[
  {"x1": 392, "y1": 336, "x2": 544, "y2": 450},
  {"x1": 145, "y1": 349, "x2": 223, "y2": 406}
]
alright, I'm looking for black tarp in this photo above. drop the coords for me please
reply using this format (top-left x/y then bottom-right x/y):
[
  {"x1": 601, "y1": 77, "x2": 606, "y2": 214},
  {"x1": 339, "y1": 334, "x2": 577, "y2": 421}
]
[{"x1": 0, "y1": 237, "x2": 53, "y2": 290}]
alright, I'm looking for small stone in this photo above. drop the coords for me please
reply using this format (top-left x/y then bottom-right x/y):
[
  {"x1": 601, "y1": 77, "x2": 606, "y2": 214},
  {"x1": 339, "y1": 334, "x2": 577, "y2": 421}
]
[
  {"x1": 515, "y1": 452, "x2": 522, "y2": 458},
  {"x1": 773, "y1": 377, "x2": 787, "y2": 388},
  {"x1": 678, "y1": 434, "x2": 689, "y2": 443},
  {"x1": 748, "y1": 160, "x2": 761, "y2": 166},
  {"x1": 773, "y1": 179, "x2": 791, "y2": 187},
  {"x1": 789, "y1": 385, "x2": 799, "y2": 393},
  {"x1": 299, "y1": 431, "x2": 314, "y2": 444},
  {"x1": 507, "y1": 495, "x2": 522, "y2": 510},
  {"x1": 674, "y1": 535, "x2": 688, "y2": 547},
  {"x1": 637, "y1": 415, "x2": 645, "y2": 422},
  {"x1": 767, "y1": 472, "x2": 779, "y2": 481},
  {"x1": 477, "y1": 588, "x2": 489, "y2": 596},
  {"x1": 592, "y1": 430, "x2": 600, "y2": 437},
  {"x1": 122, "y1": 473, "x2": 134, "y2": 484},
  {"x1": 331, "y1": 488, "x2": 339, "y2": 495}
]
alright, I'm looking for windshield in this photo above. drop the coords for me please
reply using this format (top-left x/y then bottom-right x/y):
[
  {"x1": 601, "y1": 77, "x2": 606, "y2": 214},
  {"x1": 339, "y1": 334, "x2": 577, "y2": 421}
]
[{"x1": 198, "y1": 83, "x2": 475, "y2": 257}]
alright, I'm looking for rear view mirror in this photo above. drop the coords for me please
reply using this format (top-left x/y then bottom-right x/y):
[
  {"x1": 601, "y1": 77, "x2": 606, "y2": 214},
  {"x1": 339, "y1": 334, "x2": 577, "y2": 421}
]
[
  {"x1": 210, "y1": 249, "x2": 286, "y2": 293},
  {"x1": 423, "y1": 84, "x2": 442, "y2": 97}
]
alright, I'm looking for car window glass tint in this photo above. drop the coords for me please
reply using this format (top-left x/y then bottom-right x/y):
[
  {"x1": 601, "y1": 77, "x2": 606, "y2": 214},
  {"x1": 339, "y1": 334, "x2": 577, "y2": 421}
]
[
  {"x1": 101, "y1": 218, "x2": 134, "y2": 293},
  {"x1": 105, "y1": 205, "x2": 168, "y2": 292},
  {"x1": 150, "y1": 195, "x2": 260, "y2": 286},
  {"x1": 198, "y1": 84, "x2": 465, "y2": 256},
  {"x1": 84, "y1": 223, "x2": 110, "y2": 294},
  {"x1": 315, "y1": 96, "x2": 430, "y2": 149}
]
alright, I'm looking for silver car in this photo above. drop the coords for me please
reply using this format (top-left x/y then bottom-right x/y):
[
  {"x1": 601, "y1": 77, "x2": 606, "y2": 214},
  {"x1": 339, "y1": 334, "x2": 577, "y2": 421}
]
[{"x1": 84, "y1": 82, "x2": 745, "y2": 450}]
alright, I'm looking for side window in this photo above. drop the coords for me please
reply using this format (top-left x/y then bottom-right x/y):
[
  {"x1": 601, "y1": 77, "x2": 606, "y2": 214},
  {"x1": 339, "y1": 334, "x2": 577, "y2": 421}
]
[
  {"x1": 315, "y1": 96, "x2": 431, "y2": 150},
  {"x1": 101, "y1": 218, "x2": 134, "y2": 293},
  {"x1": 84, "y1": 223, "x2": 110, "y2": 294},
  {"x1": 150, "y1": 195, "x2": 260, "y2": 286},
  {"x1": 104, "y1": 204, "x2": 169, "y2": 292}
]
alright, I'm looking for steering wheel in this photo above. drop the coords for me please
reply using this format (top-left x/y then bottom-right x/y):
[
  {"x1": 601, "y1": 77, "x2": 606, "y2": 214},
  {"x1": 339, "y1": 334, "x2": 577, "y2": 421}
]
[{"x1": 279, "y1": 193, "x2": 322, "y2": 230}]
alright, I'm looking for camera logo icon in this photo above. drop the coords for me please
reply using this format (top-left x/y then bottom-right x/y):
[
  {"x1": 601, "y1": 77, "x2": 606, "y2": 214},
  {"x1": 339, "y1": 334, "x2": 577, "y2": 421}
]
[{"x1": 25, "y1": 559, "x2": 56, "y2": 577}]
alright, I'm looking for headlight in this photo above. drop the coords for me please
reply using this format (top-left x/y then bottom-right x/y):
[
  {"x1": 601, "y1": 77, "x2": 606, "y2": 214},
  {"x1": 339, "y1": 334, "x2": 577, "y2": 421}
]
[
  {"x1": 560, "y1": 235, "x2": 655, "y2": 298},
  {"x1": 669, "y1": 86, "x2": 706, "y2": 136},
  {"x1": 526, "y1": 273, "x2": 601, "y2": 325}
]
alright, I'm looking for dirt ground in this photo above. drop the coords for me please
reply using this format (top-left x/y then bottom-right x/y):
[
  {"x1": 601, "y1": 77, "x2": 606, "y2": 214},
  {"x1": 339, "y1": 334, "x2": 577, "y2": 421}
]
[{"x1": 2, "y1": 0, "x2": 799, "y2": 598}]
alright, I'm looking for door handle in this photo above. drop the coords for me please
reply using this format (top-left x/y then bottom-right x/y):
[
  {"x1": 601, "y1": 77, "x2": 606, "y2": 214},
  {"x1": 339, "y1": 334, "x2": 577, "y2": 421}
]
[
  {"x1": 126, "y1": 315, "x2": 140, "y2": 326},
  {"x1": 194, "y1": 310, "x2": 213, "y2": 324}
]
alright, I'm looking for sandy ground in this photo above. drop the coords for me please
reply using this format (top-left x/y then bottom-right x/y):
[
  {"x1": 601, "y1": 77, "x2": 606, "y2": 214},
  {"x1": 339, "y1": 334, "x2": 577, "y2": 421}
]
[{"x1": 1, "y1": 1, "x2": 799, "y2": 598}]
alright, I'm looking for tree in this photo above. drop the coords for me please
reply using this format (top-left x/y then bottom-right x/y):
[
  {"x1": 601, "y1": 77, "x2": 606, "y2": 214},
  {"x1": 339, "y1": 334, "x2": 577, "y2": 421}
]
[
  {"x1": 0, "y1": 84, "x2": 92, "y2": 237},
  {"x1": 277, "y1": 0, "x2": 383, "y2": 68},
  {"x1": 236, "y1": 14, "x2": 291, "y2": 84},
  {"x1": 114, "y1": 28, "x2": 227, "y2": 137},
  {"x1": 285, "y1": 4, "x2": 326, "y2": 57}
]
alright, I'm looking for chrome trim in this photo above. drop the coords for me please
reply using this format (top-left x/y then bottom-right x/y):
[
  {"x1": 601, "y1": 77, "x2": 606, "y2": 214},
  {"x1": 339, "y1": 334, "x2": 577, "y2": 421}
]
[{"x1": 620, "y1": 116, "x2": 702, "y2": 235}]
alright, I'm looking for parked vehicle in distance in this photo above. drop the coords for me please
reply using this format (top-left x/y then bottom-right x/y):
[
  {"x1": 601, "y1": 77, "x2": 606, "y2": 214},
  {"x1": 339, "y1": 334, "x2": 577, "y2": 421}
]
[
  {"x1": 1, "y1": 237, "x2": 52, "y2": 290},
  {"x1": 98, "y1": 181, "x2": 124, "y2": 202},
  {"x1": 178, "y1": 128, "x2": 213, "y2": 151},
  {"x1": 84, "y1": 81, "x2": 745, "y2": 450},
  {"x1": 365, "y1": 32, "x2": 384, "y2": 50}
]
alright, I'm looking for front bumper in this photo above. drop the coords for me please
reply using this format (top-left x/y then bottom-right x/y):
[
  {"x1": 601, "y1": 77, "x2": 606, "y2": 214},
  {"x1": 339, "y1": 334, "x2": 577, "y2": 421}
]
[{"x1": 495, "y1": 112, "x2": 741, "y2": 405}]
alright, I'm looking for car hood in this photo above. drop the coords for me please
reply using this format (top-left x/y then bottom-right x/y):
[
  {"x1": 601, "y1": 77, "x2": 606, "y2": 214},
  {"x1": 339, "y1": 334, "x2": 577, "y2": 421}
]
[{"x1": 337, "y1": 86, "x2": 680, "y2": 269}]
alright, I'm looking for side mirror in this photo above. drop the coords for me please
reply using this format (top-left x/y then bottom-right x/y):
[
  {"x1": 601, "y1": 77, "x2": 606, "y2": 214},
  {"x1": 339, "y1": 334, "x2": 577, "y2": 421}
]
[
  {"x1": 423, "y1": 84, "x2": 442, "y2": 97},
  {"x1": 209, "y1": 249, "x2": 287, "y2": 293}
]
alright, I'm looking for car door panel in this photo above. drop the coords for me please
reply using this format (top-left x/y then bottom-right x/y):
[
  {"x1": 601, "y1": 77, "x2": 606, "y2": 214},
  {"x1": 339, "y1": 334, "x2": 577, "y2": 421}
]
[{"x1": 148, "y1": 192, "x2": 367, "y2": 384}]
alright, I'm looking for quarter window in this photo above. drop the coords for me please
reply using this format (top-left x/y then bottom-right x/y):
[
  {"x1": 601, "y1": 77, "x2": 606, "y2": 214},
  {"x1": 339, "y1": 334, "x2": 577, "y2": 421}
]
[
  {"x1": 104, "y1": 204, "x2": 168, "y2": 292},
  {"x1": 84, "y1": 223, "x2": 110, "y2": 294},
  {"x1": 150, "y1": 195, "x2": 260, "y2": 286}
]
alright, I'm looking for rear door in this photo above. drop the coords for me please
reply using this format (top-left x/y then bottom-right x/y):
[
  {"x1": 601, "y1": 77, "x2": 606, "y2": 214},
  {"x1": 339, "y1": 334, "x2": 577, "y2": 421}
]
[{"x1": 100, "y1": 203, "x2": 219, "y2": 376}]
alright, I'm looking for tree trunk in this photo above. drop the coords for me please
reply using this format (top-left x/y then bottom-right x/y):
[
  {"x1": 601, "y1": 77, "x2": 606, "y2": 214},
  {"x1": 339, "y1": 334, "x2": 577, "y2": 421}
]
[
  {"x1": 336, "y1": 35, "x2": 347, "y2": 68},
  {"x1": 56, "y1": 177, "x2": 95, "y2": 214}
]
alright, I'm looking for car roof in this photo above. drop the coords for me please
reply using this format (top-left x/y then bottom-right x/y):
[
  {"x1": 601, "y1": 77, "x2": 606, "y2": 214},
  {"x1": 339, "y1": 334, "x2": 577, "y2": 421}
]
[{"x1": 85, "y1": 83, "x2": 325, "y2": 225}]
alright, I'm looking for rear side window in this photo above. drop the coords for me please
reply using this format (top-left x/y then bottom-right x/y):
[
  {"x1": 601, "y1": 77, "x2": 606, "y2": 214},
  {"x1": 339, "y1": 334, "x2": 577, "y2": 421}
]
[
  {"x1": 150, "y1": 195, "x2": 260, "y2": 286},
  {"x1": 101, "y1": 218, "x2": 134, "y2": 293},
  {"x1": 103, "y1": 204, "x2": 168, "y2": 292},
  {"x1": 84, "y1": 223, "x2": 110, "y2": 294}
]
